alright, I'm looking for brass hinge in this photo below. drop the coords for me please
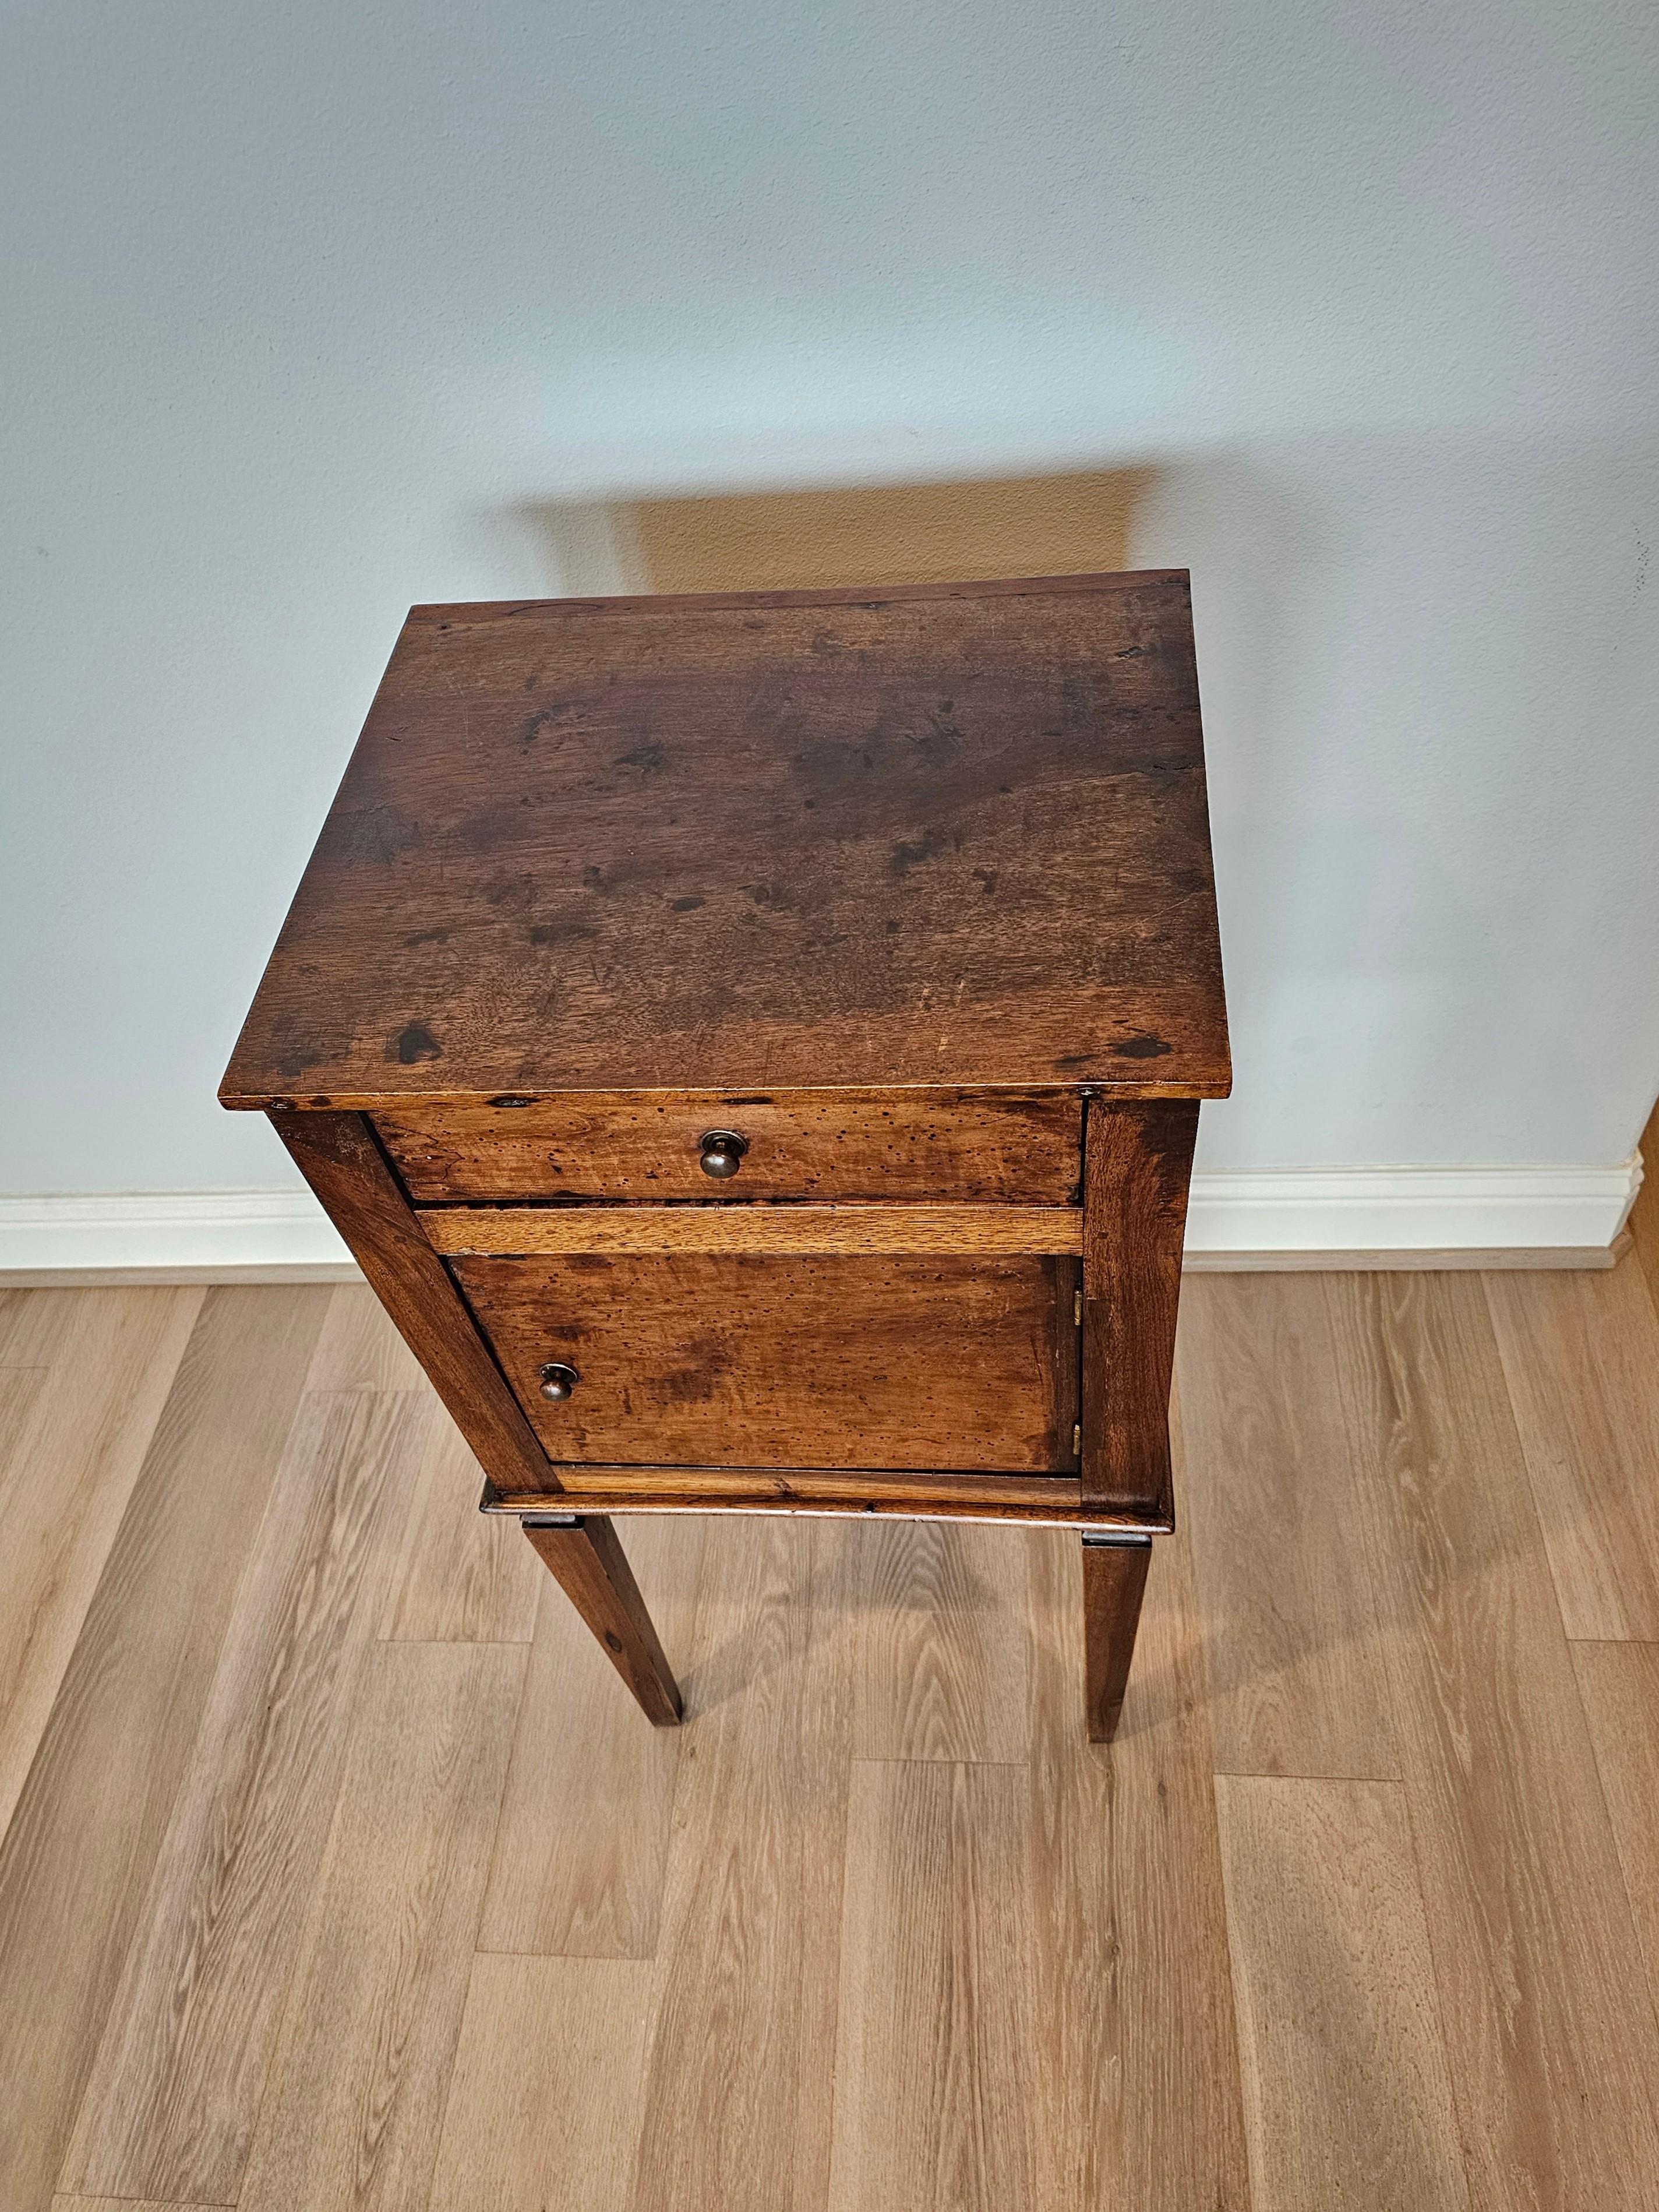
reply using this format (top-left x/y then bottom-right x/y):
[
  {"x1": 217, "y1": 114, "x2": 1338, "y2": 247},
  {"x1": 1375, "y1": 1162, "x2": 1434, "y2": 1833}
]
[
  {"x1": 1072, "y1": 1421, "x2": 1082, "y2": 1458},
  {"x1": 1074, "y1": 1288, "x2": 1083, "y2": 1326}
]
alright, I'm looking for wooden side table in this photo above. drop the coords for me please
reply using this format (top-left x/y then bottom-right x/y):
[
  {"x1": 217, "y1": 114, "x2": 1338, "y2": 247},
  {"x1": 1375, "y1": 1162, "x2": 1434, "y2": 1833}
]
[{"x1": 221, "y1": 572, "x2": 1229, "y2": 1740}]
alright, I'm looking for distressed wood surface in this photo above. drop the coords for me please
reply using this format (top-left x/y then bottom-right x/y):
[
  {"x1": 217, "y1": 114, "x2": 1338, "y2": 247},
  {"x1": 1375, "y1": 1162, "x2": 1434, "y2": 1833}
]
[
  {"x1": 220, "y1": 574, "x2": 1229, "y2": 1106},
  {"x1": 421, "y1": 1202, "x2": 1083, "y2": 1257},
  {"x1": 272, "y1": 1109, "x2": 563, "y2": 1498},
  {"x1": 379, "y1": 1089, "x2": 1082, "y2": 1203},
  {"x1": 1080, "y1": 1098, "x2": 1196, "y2": 1513},
  {"x1": 454, "y1": 1252, "x2": 1080, "y2": 1473},
  {"x1": 481, "y1": 1471, "x2": 1146, "y2": 1527},
  {"x1": 1081, "y1": 1538, "x2": 1151, "y2": 1741}
]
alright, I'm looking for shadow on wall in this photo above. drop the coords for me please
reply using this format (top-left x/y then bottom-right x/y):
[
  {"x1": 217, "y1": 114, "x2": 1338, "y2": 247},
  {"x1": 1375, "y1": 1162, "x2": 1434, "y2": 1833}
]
[
  {"x1": 513, "y1": 468, "x2": 1160, "y2": 595},
  {"x1": 499, "y1": 440, "x2": 1659, "y2": 1175}
]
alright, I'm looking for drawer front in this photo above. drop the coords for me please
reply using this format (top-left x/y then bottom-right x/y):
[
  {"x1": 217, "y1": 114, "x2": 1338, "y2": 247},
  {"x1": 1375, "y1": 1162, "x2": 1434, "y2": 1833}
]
[
  {"x1": 453, "y1": 1253, "x2": 1081, "y2": 1473},
  {"x1": 376, "y1": 1089, "x2": 1080, "y2": 1204}
]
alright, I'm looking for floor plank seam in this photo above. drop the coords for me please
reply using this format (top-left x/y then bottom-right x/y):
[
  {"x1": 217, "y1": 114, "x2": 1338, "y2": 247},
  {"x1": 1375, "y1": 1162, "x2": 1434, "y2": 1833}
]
[
  {"x1": 1210, "y1": 1766, "x2": 1408, "y2": 1784},
  {"x1": 846, "y1": 1752, "x2": 1029, "y2": 1769},
  {"x1": 470, "y1": 1943, "x2": 659, "y2": 1962}
]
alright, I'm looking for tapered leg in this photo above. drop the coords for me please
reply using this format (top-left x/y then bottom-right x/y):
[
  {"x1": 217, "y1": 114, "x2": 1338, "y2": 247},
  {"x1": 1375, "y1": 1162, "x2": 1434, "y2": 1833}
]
[
  {"x1": 1081, "y1": 1531, "x2": 1152, "y2": 1742},
  {"x1": 521, "y1": 1513, "x2": 683, "y2": 1726}
]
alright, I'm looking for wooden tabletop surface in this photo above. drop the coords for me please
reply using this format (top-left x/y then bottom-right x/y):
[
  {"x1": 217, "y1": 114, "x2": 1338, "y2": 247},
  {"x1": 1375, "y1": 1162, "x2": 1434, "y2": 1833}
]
[{"x1": 221, "y1": 572, "x2": 1229, "y2": 1108}]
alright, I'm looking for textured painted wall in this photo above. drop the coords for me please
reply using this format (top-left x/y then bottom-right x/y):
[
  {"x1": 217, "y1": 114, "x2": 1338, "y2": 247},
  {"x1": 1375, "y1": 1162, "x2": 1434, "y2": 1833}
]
[{"x1": 2, "y1": 0, "x2": 1656, "y2": 1191}]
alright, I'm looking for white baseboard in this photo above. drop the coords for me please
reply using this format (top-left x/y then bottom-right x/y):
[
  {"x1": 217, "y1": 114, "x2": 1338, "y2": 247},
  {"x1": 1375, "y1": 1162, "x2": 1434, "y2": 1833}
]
[
  {"x1": 1182, "y1": 1160, "x2": 1642, "y2": 1268},
  {"x1": 0, "y1": 1190, "x2": 359, "y2": 1285},
  {"x1": 0, "y1": 1159, "x2": 1641, "y2": 1283}
]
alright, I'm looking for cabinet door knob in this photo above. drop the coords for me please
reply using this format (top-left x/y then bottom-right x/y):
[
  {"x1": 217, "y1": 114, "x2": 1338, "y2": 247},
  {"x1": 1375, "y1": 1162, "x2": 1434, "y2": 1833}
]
[
  {"x1": 538, "y1": 1361, "x2": 580, "y2": 1401},
  {"x1": 698, "y1": 1129, "x2": 749, "y2": 1179}
]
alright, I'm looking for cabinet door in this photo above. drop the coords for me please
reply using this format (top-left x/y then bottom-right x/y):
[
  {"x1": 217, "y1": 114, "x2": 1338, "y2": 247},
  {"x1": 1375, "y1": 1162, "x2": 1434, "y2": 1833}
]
[{"x1": 453, "y1": 1252, "x2": 1081, "y2": 1474}]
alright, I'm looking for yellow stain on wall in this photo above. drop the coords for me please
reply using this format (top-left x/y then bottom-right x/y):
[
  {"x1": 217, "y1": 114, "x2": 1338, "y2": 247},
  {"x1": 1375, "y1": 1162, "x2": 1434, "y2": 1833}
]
[{"x1": 631, "y1": 469, "x2": 1157, "y2": 594}]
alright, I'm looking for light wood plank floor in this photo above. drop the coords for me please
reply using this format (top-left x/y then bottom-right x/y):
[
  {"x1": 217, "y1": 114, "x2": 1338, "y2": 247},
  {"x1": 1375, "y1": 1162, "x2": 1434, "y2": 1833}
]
[{"x1": 5, "y1": 1190, "x2": 1659, "y2": 2210}]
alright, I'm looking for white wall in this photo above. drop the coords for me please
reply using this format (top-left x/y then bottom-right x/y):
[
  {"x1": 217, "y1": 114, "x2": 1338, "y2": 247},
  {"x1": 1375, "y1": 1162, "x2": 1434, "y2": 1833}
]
[{"x1": 3, "y1": 0, "x2": 1657, "y2": 1211}]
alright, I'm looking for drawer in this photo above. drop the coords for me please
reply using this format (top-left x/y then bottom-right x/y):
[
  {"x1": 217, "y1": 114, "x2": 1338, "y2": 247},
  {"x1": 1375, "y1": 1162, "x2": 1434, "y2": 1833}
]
[
  {"x1": 376, "y1": 1089, "x2": 1081, "y2": 1204},
  {"x1": 452, "y1": 1253, "x2": 1082, "y2": 1473}
]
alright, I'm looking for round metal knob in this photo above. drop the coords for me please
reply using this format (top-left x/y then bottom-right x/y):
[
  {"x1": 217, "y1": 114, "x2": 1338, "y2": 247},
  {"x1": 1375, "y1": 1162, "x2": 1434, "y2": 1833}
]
[
  {"x1": 698, "y1": 1129, "x2": 749, "y2": 1179},
  {"x1": 538, "y1": 1361, "x2": 580, "y2": 1402}
]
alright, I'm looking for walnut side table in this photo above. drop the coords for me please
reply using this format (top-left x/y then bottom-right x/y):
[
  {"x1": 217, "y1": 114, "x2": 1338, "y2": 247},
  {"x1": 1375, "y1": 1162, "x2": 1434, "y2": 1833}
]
[{"x1": 221, "y1": 571, "x2": 1229, "y2": 1740}]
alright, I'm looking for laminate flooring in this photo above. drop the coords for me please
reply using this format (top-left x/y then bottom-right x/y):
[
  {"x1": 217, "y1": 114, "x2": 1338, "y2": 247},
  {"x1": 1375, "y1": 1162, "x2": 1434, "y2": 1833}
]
[{"x1": 5, "y1": 1179, "x2": 1659, "y2": 2209}]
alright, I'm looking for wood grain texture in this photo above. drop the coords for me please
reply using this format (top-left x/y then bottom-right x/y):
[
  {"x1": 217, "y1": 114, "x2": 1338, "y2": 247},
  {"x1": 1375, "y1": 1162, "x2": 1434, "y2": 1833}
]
[
  {"x1": 1081, "y1": 1099, "x2": 1196, "y2": 1512},
  {"x1": 1216, "y1": 1776, "x2": 1469, "y2": 2212},
  {"x1": 485, "y1": 1468, "x2": 1139, "y2": 1527},
  {"x1": 0, "y1": 1364, "x2": 47, "y2": 1463},
  {"x1": 521, "y1": 1515, "x2": 683, "y2": 1726},
  {"x1": 455, "y1": 1252, "x2": 1079, "y2": 1473},
  {"x1": 10, "y1": 1269, "x2": 1659, "y2": 2205},
  {"x1": 828, "y1": 1760, "x2": 1036, "y2": 2212},
  {"x1": 481, "y1": 1517, "x2": 697, "y2": 1959},
  {"x1": 629, "y1": 1516, "x2": 850, "y2": 2212},
  {"x1": 0, "y1": 1287, "x2": 202, "y2": 1839},
  {"x1": 220, "y1": 574, "x2": 1229, "y2": 1105},
  {"x1": 52, "y1": 2199, "x2": 228, "y2": 2211},
  {"x1": 1080, "y1": 1537, "x2": 1150, "y2": 1742},
  {"x1": 303, "y1": 1280, "x2": 428, "y2": 1391},
  {"x1": 380, "y1": 1089, "x2": 1082, "y2": 1204},
  {"x1": 1573, "y1": 1640, "x2": 1659, "y2": 2015},
  {"x1": 238, "y1": 1640, "x2": 525, "y2": 2212},
  {"x1": 1178, "y1": 1272, "x2": 1402, "y2": 1778},
  {"x1": 1485, "y1": 1261, "x2": 1659, "y2": 1638},
  {"x1": 272, "y1": 1109, "x2": 563, "y2": 1497},
  {"x1": 0, "y1": 1284, "x2": 80, "y2": 1365},
  {"x1": 1575, "y1": 1645, "x2": 1659, "y2": 2026},
  {"x1": 1025, "y1": 1490, "x2": 1252, "y2": 2211},
  {"x1": 1326, "y1": 1271, "x2": 1659, "y2": 2210},
  {"x1": 1628, "y1": 1095, "x2": 1659, "y2": 1313},
  {"x1": 426, "y1": 1953, "x2": 654, "y2": 2212},
  {"x1": 378, "y1": 1413, "x2": 542, "y2": 1645},
  {"x1": 0, "y1": 1287, "x2": 327, "y2": 2212},
  {"x1": 63, "y1": 1388, "x2": 436, "y2": 2207},
  {"x1": 422, "y1": 1201, "x2": 1083, "y2": 1257},
  {"x1": 836, "y1": 1518, "x2": 1031, "y2": 1763}
]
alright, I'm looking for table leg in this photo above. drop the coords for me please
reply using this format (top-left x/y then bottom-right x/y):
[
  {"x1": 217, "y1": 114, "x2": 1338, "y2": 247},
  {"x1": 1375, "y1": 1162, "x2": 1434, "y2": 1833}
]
[
  {"x1": 521, "y1": 1513, "x2": 683, "y2": 1727},
  {"x1": 1081, "y1": 1530, "x2": 1152, "y2": 1742}
]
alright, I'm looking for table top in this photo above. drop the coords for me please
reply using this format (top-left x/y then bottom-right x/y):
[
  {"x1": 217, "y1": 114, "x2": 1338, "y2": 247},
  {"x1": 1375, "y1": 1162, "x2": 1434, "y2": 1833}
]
[{"x1": 221, "y1": 572, "x2": 1229, "y2": 1107}]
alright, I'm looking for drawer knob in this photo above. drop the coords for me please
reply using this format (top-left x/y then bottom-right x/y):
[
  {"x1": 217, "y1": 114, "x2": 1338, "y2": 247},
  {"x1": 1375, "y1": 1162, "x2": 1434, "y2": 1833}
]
[
  {"x1": 538, "y1": 1361, "x2": 580, "y2": 1402},
  {"x1": 698, "y1": 1129, "x2": 749, "y2": 1179}
]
